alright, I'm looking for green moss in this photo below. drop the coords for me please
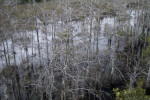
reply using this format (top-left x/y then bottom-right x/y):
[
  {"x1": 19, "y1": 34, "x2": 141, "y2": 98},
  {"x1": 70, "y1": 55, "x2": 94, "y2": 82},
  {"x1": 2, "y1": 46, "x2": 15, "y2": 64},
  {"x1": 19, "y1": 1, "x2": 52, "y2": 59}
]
[
  {"x1": 57, "y1": 30, "x2": 69, "y2": 38},
  {"x1": 56, "y1": 8, "x2": 63, "y2": 14},
  {"x1": 70, "y1": 1, "x2": 81, "y2": 8},
  {"x1": 118, "y1": 30, "x2": 126, "y2": 36},
  {"x1": 99, "y1": 2, "x2": 116, "y2": 16}
]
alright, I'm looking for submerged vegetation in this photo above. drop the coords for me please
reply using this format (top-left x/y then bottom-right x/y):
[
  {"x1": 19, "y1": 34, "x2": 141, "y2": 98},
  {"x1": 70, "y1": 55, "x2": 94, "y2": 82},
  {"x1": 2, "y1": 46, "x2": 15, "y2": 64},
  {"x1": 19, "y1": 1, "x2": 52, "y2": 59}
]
[{"x1": 0, "y1": 0, "x2": 150, "y2": 100}]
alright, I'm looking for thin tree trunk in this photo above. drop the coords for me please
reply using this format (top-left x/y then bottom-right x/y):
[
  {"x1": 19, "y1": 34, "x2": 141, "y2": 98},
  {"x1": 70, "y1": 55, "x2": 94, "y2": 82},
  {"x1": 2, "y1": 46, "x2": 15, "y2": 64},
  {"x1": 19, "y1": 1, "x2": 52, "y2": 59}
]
[
  {"x1": 2, "y1": 39, "x2": 8, "y2": 66},
  {"x1": 35, "y1": 18, "x2": 41, "y2": 66}
]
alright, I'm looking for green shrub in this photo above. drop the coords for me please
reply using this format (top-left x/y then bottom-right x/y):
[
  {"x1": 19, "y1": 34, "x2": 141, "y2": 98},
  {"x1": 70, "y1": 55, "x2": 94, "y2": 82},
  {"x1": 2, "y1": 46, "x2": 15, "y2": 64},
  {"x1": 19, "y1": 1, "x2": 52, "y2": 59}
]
[
  {"x1": 113, "y1": 81, "x2": 150, "y2": 100},
  {"x1": 142, "y1": 38, "x2": 150, "y2": 60}
]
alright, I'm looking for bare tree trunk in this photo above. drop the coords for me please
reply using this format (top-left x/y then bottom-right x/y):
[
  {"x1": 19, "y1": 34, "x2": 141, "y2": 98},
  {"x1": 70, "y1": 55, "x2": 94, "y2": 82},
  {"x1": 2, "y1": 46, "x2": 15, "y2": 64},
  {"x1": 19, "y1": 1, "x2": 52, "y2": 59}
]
[
  {"x1": 2, "y1": 39, "x2": 8, "y2": 66},
  {"x1": 6, "y1": 39, "x2": 10, "y2": 66},
  {"x1": 35, "y1": 18, "x2": 41, "y2": 66},
  {"x1": 11, "y1": 35, "x2": 16, "y2": 66}
]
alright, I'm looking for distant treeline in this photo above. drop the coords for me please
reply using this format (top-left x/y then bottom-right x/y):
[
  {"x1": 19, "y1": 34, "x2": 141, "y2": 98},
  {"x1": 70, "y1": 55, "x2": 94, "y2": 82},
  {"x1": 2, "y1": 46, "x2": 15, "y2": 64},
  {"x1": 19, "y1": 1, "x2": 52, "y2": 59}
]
[
  {"x1": 20, "y1": 0, "x2": 51, "y2": 4},
  {"x1": 21, "y1": 0, "x2": 43, "y2": 3}
]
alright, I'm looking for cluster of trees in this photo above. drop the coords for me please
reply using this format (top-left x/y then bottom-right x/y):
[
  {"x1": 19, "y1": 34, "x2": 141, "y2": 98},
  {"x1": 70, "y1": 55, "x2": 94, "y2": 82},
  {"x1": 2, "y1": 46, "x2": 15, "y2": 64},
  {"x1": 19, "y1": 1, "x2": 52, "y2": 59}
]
[{"x1": 0, "y1": 0, "x2": 150, "y2": 100}]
